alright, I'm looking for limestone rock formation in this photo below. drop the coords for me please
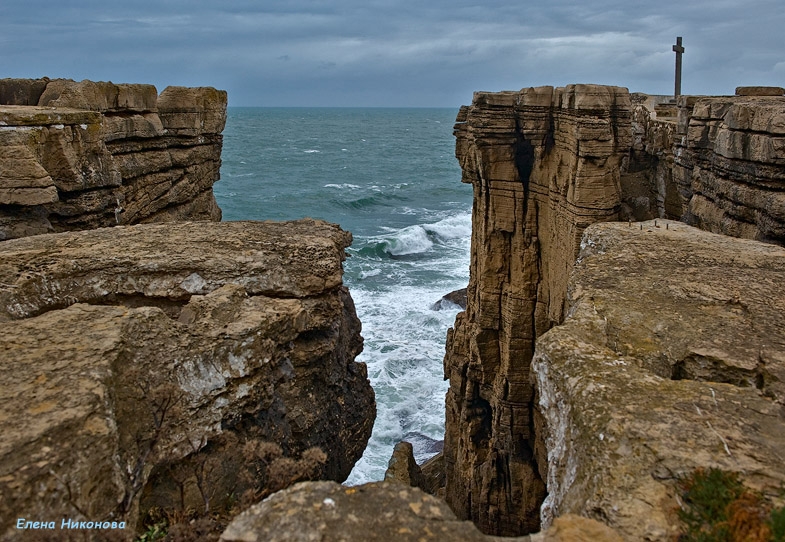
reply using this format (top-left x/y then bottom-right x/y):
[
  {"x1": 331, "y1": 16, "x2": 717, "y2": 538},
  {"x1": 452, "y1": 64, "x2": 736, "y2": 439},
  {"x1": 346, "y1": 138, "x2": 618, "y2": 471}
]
[
  {"x1": 219, "y1": 480, "x2": 623, "y2": 542},
  {"x1": 431, "y1": 287, "x2": 468, "y2": 310},
  {"x1": 625, "y1": 91, "x2": 785, "y2": 243},
  {"x1": 0, "y1": 219, "x2": 375, "y2": 539},
  {"x1": 0, "y1": 78, "x2": 226, "y2": 240},
  {"x1": 219, "y1": 481, "x2": 531, "y2": 542},
  {"x1": 673, "y1": 95, "x2": 785, "y2": 243},
  {"x1": 444, "y1": 84, "x2": 633, "y2": 535},
  {"x1": 444, "y1": 84, "x2": 785, "y2": 537},
  {"x1": 532, "y1": 220, "x2": 785, "y2": 540},
  {"x1": 384, "y1": 441, "x2": 428, "y2": 490}
]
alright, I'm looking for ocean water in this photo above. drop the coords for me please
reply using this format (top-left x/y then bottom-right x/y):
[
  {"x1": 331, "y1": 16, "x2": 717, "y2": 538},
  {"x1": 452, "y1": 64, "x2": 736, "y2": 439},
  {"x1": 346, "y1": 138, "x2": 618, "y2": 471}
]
[{"x1": 214, "y1": 108, "x2": 472, "y2": 484}]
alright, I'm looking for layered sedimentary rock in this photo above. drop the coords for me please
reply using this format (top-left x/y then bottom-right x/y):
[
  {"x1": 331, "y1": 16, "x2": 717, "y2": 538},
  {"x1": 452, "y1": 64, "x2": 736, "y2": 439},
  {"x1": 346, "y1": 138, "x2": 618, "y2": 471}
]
[
  {"x1": 533, "y1": 220, "x2": 785, "y2": 540},
  {"x1": 0, "y1": 78, "x2": 225, "y2": 240},
  {"x1": 444, "y1": 85, "x2": 633, "y2": 535},
  {"x1": 0, "y1": 219, "x2": 375, "y2": 539},
  {"x1": 673, "y1": 95, "x2": 785, "y2": 242},
  {"x1": 627, "y1": 91, "x2": 785, "y2": 243},
  {"x1": 445, "y1": 83, "x2": 785, "y2": 537}
]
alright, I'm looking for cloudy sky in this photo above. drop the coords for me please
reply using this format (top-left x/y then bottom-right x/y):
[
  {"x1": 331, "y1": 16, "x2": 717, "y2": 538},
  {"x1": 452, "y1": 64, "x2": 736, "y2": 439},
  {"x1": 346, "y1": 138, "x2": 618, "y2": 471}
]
[{"x1": 2, "y1": 0, "x2": 784, "y2": 106}]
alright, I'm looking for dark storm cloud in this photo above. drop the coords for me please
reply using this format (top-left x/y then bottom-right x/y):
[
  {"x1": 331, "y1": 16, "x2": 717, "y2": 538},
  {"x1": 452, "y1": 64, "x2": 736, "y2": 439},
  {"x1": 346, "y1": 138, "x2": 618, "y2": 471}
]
[{"x1": 2, "y1": 0, "x2": 783, "y2": 105}]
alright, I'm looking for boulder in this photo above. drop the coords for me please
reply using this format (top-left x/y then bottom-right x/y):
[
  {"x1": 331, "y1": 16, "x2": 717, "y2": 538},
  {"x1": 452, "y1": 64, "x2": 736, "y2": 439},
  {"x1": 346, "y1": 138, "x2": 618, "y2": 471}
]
[
  {"x1": 0, "y1": 219, "x2": 375, "y2": 539},
  {"x1": 219, "y1": 481, "x2": 623, "y2": 542},
  {"x1": 219, "y1": 481, "x2": 528, "y2": 542}
]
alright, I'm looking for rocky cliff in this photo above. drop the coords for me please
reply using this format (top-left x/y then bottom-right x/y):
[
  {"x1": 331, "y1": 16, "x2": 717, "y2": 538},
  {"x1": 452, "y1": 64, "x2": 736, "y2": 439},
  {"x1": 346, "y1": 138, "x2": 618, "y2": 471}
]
[
  {"x1": 0, "y1": 219, "x2": 375, "y2": 539},
  {"x1": 445, "y1": 85, "x2": 633, "y2": 535},
  {"x1": 628, "y1": 90, "x2": 785, "y2": 242},
  {"x1": 444, "y1": 85, "x2": 785, "y2": 536},
  {"x1": 0, "y1": 78, "x2": 226, "y2": 240},
  {"x1": 533, "y1": 220, "x2": 785, "y2": 540}
]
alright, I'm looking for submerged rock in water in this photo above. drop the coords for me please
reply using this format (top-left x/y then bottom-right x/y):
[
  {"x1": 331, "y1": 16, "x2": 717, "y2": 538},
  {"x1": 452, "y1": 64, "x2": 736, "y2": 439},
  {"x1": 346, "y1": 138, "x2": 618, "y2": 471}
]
[
  {"x1": 431, "y1": 287, "x2": 467, "y2": 310},
  {"x1": 0, "y1": 219, "x2": 375, "y2": 538}
]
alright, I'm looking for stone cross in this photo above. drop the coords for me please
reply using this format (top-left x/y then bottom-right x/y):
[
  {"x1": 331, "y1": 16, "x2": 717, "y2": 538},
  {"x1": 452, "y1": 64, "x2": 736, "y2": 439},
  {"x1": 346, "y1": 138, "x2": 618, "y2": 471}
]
[{"x1": 673, "y1": 36, "x2": 685, "y2": 97}]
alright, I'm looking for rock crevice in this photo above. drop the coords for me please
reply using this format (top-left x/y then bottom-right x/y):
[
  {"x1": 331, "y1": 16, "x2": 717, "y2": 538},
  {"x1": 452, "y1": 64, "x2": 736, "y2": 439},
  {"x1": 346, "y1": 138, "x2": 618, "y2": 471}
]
[{"x1": 444, "y1": 85, "x2": 785, "y2": 537}]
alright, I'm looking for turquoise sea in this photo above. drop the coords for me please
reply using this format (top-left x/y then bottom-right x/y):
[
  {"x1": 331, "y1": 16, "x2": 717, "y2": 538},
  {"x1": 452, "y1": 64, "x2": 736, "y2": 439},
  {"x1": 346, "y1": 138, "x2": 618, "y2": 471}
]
[{"x1": 214, "y1": 108, "x2": 472, "y2": 483}]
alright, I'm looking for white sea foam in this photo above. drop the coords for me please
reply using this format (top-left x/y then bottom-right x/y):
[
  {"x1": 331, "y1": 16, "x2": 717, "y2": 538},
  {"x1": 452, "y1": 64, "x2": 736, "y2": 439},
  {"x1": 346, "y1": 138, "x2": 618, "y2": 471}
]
[
  {"x1": 359, "y1": 268, "x2": 382, "y2": 279},
  {"x1": 344, "y1": 279, "x2": 467, "y2": 485},
  {"x1": 423, "y1": 212, "x2": 472, "y2": 240},
  {"x1": 324, "y1": 183, "x2": 361, "y2": 190},
  {"x1": 383, "y1": 225, "x2": 433, "y2": 256},
  {"x1": 303, "y1": 149, "x2": 321, "y2": 153}
]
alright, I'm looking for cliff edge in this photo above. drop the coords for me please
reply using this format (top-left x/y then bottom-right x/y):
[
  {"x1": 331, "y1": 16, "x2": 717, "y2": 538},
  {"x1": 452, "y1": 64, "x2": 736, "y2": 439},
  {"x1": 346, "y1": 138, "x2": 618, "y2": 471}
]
[
  {"x1": 0, "y1": 78, "x2": 226, "y2": 240},
  {"x1": 444, "y1": 84, "x2": 785, "y2": 537},
  {"x1": 534, "y1": 220, "x2": 785, "y2": 540},
  {"x1": 0, "y1": 220, "x2": 375, "y2": 539}
]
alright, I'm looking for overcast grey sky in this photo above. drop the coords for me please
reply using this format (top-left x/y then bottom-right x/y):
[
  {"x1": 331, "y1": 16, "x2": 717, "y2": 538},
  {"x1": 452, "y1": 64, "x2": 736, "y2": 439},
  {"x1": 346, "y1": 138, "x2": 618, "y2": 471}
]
[{"x1": 2, "y1": 0, "x2": 783, "y2": 106}]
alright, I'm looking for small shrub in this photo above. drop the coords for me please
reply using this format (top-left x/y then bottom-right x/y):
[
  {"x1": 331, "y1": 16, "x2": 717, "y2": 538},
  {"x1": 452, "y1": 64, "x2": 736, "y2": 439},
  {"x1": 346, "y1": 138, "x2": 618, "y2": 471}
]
[
  {"x1": 770, "y1": 506, "x2": 785, "y2": 542},
  {"x1": 678, "y1": 467, "x2": 780, "y2": 542}
]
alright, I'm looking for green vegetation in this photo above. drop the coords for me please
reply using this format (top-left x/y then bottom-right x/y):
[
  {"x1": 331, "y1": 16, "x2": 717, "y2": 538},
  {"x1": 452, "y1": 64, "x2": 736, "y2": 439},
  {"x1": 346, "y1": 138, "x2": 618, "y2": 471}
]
[{"x1": 678, "y1": 468, "x2": 785, "y2": 542}]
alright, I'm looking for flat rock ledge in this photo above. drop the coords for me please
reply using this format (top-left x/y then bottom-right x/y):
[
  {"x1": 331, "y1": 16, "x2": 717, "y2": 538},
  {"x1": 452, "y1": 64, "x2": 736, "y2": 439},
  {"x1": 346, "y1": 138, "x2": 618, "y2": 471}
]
[
  {"x1": 533, "y1": 220, "x2": 785, "y2": 541},
  {"x1": 0, "y1": 219, "x2": 375, "y2": 539}
]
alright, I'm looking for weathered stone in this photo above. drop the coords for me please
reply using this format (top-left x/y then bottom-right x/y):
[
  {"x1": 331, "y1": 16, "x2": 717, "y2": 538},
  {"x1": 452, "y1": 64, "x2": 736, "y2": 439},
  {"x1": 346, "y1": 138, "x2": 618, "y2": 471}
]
[
  {"x1": 0, "y1": 78, "x2": 50, "y2": 106},
  {"x1": 420, "y1": 452, "x2": 447, "y2": 497},
  {"x1": 529, "y1": 515, "x2": 623, "y2": 542},
  {"x1": 445, "y1": 86, "x2": 785, "y2": 537},
  {"x1": 218, "y1": 481, "x2": 623, "y2": 542},
  {"x1": 384, "y1": 441, "x2": 427, "y2": 489},
  {"x1": 38, "y1": 79, "x2": 158, "y2": 112},
  {"x1": 0, "y1": 79, "x2": 226, "y2": 240},
  {"x1": 157, "y1": 86, "x2": 228, "y2": 136},
  {"x1": 431, "y1": 287, "x2": 468, "y2": 310},
  {"x1": 622, "y1": 93, "x2": 785, "y2": 241},
  {"x1": 736, "y1": 86, "x2": 785, "y2": 96},
  {"x1": 219, "y1": 481, "x2": 531, "y2": 542},
  {"x1": 532, "y1": 220, "x2": 785, "y2": 541},
  {"x1": 445, "y1": 84, "x2": 632, "y2": 536},
  {"x1": 0, "y1": 220, "x2": 375, "y2": 539}
]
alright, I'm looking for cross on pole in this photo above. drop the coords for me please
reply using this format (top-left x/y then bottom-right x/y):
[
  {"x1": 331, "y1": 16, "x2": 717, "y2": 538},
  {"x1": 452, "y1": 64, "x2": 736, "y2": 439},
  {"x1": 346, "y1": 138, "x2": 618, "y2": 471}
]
[{"x1": 673, "y1": 36, "x2": 685, "y2": 98}]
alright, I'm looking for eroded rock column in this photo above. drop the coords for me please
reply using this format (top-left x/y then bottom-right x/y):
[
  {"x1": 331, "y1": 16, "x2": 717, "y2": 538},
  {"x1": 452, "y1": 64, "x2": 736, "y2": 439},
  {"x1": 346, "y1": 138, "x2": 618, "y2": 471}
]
[{"x1": 444, "y1": 85, "x2": 632, "y2": 535}]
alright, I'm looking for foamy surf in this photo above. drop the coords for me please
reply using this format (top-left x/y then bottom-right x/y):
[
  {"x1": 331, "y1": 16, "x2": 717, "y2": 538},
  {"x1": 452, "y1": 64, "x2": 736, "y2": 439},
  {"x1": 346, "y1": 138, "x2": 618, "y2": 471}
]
[{"x1": 215, "y1": 107, "x2": 472, "y2": 485}]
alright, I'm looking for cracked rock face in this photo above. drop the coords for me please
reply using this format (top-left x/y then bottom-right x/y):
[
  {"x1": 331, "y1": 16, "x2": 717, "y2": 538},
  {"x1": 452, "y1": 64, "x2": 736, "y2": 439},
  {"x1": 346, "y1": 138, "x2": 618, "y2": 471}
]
[
  {"x1": 444, "y1": 84, "x2": 633, "y2": 536},
  {"x1": 532, "y1": 220, "x2": 785, "y2": 541},
  {"x1": 0, "y1": 219, "x2": 375, "y2": 539}
]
